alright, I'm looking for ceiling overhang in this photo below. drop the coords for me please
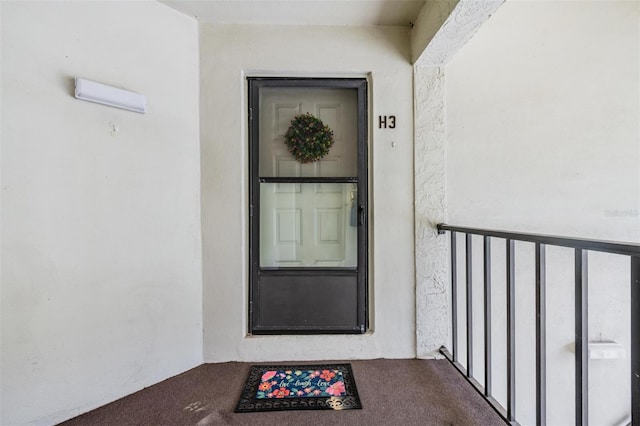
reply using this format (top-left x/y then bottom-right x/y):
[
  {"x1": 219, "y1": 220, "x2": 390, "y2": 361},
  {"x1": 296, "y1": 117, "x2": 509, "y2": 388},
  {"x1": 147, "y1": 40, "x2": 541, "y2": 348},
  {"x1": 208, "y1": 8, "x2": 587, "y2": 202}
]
[{"x1": 160, "y1": 0, "x2": 426, "y2": 27}]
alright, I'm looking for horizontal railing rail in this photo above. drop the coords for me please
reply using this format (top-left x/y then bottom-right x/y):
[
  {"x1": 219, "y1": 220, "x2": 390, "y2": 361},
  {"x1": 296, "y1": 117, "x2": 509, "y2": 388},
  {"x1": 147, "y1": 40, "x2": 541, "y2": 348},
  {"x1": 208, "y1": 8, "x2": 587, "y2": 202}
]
[
  {"x1": 436, "y1": 223, "x2": 640, "y2": 426},
  {"x1": 437, "y1": 224, "x2": 639, "y2": 257}
]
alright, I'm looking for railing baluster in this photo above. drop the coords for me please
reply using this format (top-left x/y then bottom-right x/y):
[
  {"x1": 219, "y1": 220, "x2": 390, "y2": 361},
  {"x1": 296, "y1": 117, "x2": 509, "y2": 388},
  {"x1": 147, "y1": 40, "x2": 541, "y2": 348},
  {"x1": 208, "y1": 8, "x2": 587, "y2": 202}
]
[
  {"x1": 484, "y1": 236, "x2": 492, "y2": 397},
  {"x1": 451, "y1": 231, "x2": 458, "y2": 363},
  {"x1": 507, "y1": 239, "x2": 516, "y2": 422},
  {"x1": 536, "y1": 243, "x2": 546, "y2": 426},
  {"x1": 631, "y1": 256, "x2": 639, "y2": 426},
  {"x1": 575, "y1": 249, "x2": 588, "y2": 426},
  {"x1": 466, "y1": 233, "x2": 473, "y2": 378}
]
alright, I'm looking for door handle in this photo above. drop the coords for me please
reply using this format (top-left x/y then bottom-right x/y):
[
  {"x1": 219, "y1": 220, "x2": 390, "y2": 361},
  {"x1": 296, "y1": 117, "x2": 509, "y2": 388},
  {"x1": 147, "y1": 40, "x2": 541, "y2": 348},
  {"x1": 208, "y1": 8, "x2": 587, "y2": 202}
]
[{"x1": 358, "y1": 205, "x2": 366, "y2": 226}]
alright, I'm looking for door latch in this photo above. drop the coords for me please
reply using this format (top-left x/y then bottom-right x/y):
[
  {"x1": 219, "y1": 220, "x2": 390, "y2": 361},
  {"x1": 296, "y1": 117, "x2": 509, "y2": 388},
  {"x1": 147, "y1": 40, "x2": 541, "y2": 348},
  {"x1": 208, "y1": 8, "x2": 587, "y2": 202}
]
[{"x1": 358, "y1": 205, "x2": 366, "y2": 226}]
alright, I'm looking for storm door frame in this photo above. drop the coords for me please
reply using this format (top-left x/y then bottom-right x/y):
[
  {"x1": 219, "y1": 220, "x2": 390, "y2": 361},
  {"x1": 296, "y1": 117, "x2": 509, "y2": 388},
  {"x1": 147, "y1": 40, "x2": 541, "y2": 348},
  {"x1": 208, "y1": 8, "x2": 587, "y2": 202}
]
[{"x1": 248, "y1": 77, "x2": 369, "y2": 334}]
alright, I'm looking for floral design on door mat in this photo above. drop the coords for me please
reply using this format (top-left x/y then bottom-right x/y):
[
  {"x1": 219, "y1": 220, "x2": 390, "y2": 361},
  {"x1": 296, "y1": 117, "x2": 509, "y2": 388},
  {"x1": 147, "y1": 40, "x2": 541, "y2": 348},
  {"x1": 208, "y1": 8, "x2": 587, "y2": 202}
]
[
  {"x1": 235, "y1": 364, "x2": 361, "y2": 412},
  {"x1": 256, "y1": 368, "x2": 345, "y2": 399}
]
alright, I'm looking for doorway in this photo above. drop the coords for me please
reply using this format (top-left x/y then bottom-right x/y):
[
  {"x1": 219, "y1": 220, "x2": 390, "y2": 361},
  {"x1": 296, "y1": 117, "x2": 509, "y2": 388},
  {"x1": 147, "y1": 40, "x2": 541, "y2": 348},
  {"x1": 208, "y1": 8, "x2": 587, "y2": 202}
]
[{"x1": 248, "y1": 78, "x2": 368, "y2": 334}]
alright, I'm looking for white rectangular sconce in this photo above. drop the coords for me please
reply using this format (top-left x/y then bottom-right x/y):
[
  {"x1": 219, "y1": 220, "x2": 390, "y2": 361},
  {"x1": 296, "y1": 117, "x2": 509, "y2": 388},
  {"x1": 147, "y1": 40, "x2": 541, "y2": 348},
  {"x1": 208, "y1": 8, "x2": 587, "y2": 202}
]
[{"x1": 75, "y1": 78, "x2": 146, "y2": 114}]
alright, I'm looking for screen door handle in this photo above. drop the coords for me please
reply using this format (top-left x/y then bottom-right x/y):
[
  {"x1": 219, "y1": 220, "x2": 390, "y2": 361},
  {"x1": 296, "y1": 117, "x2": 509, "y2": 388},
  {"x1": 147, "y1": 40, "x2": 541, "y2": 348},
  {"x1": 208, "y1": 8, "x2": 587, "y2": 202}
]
[{"x1": 358, "y1": 205, "x2": 366, "y2": 226}]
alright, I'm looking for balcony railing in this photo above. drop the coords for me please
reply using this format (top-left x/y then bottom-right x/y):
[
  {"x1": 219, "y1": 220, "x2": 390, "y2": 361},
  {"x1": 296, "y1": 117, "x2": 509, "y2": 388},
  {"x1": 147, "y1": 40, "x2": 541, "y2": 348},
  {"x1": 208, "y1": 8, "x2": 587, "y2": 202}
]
[{"x1": 436, "y1": 223, "x2": 639, "y2": 426}]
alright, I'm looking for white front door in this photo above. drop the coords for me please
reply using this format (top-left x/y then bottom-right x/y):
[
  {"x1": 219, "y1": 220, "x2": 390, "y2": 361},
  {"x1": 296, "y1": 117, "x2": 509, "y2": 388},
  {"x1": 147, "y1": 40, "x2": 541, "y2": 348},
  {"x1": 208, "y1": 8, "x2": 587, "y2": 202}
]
[{"x1": 259, "y1": 88, "x2": 358, "y2": 268}]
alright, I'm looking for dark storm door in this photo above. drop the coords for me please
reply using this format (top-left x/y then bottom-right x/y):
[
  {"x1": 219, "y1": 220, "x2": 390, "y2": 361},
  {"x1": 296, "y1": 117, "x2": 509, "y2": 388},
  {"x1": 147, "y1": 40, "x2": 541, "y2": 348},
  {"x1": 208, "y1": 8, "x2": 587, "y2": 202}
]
[{"x1": 248, "y1": 78, "x2": 368, "y2": 334}]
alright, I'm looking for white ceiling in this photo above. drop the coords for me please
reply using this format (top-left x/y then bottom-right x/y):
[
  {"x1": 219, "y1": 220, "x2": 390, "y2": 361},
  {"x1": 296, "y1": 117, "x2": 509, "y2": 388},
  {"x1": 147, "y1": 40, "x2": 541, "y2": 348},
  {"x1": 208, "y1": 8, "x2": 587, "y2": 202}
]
[{"x1": 160, "y1": 0, "x2": 426, "y2": 27}]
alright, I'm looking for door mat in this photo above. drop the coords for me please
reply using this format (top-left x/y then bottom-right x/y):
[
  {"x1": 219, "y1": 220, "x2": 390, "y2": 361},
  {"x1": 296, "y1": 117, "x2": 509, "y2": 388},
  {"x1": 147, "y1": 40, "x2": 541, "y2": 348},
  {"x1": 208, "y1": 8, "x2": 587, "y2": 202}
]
[{"x1": 235, "y1": 363, "x2": 362, "y2": 412}]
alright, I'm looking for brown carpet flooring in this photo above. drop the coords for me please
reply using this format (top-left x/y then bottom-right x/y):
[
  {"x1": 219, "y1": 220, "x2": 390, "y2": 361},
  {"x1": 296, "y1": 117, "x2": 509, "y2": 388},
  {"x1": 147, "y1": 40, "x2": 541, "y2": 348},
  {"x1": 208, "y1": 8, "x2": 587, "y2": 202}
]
[{"x1": 60, "y1": 359, "x2": 505, "y2": 426}]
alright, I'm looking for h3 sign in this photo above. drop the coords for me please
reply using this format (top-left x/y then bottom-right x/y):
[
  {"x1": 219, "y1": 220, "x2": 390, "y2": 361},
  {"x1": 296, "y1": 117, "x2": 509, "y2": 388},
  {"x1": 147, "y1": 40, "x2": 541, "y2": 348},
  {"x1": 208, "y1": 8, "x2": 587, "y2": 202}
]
[{"x1": 378, "y1": 115, "x2": 396, "y2": 129}]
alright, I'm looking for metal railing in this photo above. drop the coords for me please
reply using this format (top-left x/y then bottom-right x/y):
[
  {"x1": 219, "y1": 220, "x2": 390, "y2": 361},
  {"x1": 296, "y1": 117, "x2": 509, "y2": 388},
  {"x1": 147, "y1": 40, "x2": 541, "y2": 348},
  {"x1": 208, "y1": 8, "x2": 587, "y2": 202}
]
[{"x1": 436, "y1": 223, "x2": 640, "y2": 426}]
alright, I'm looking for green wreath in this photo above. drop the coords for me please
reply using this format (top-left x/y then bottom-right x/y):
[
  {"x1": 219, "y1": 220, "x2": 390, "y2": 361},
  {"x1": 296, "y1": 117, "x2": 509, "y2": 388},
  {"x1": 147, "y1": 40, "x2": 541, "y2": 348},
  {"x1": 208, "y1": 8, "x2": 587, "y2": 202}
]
[{"x1": 284, "y1": 113, "x2": 335, "y2": 163}]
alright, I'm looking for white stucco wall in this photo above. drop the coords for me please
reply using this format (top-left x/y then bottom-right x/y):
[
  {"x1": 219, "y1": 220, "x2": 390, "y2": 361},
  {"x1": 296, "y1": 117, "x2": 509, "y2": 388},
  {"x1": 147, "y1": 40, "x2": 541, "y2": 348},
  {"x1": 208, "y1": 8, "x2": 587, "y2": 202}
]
[
  {"x1": 446, "y1": 0, "x2": 639, "y2": 242},
  {"x1": 0, "y1": 2, "x2": 202, "y2": 424},
  {"x1": 445, "y1": 1, "x2": 639, "y2": 425},
  {"x1": 200, "y1": 24, "x2": 416, "y2": 362}
]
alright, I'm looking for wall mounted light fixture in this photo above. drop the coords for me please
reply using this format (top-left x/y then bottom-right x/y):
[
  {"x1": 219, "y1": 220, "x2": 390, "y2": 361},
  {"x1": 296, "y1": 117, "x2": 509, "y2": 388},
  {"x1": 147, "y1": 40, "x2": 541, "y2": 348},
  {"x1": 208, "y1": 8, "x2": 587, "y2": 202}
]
[{"x1": 75, "y1": 78, "x2": 146, "y2": 114}]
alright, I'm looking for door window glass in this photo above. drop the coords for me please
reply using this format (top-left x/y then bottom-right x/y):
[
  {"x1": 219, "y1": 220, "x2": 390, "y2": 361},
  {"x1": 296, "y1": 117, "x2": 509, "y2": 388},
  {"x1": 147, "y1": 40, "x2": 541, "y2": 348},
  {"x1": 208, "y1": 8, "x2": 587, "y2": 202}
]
[
  {"x1": 260, "y1": 183, "x2": 357, "y2": 268},
  {"x1": 258, "y1": 87, "x2": 358, "y2": 178}
]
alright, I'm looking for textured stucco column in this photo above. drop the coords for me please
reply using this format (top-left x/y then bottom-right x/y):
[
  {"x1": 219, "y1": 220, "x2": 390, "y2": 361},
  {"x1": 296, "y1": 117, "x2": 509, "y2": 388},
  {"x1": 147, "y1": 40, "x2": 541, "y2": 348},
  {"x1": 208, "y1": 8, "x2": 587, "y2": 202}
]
[
  {"x1": 412, "y1": 0, "x2": 505, "y2": 358},
  {"x1": 414, "y1": 66, "x2": 448, "y2": 358}
]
